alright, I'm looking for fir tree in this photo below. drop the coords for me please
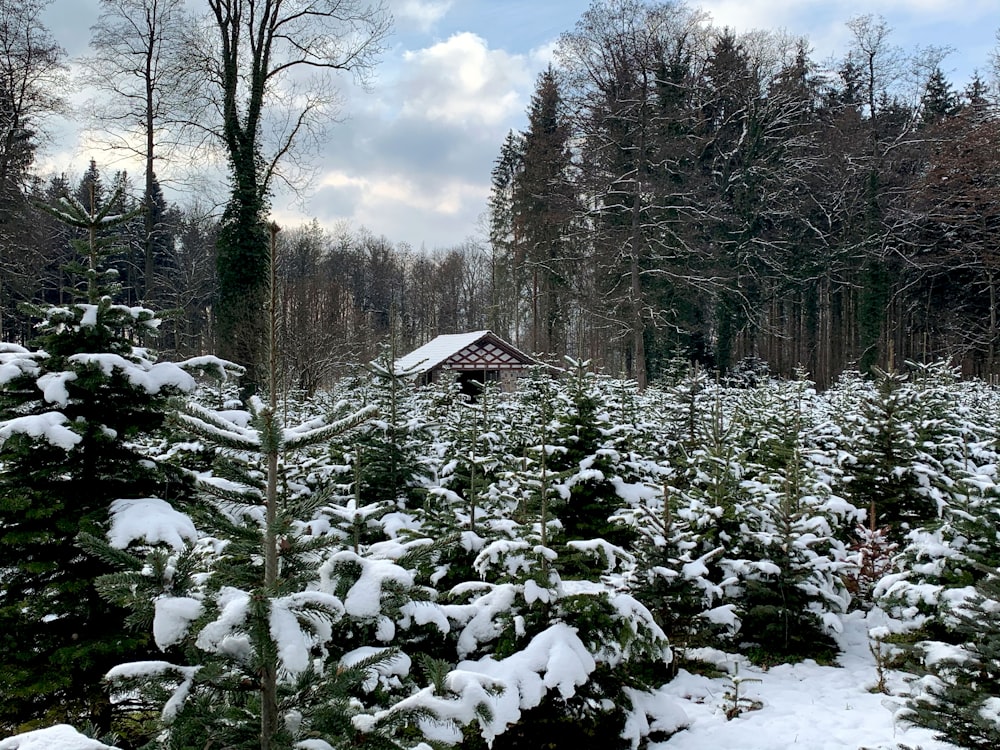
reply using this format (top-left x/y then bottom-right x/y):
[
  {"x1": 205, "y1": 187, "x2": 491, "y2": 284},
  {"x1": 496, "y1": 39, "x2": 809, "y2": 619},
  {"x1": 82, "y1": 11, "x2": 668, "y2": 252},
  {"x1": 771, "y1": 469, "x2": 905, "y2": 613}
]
[
  {"x1": 349, "y1": 340, "x2": 428, "y2": 510},
  {"x1": 95, "y1": 225, "x2": 484, "y2": 750},
  {"x1": 625, "y1": 483, "x2": 723, "y2": 669},
  {"x1": 839, "y1": 367, "x2": 938, "y2": 536},
  {"x1": 670, "y1": 384, "x2": 748, "y2": 610},
  {"x1": 724, "y1": 377, "x2": 851, "y2": 663},
  {"x1": 905, "y1": 568, "x2": 1000, "y2": 749},
  {"x1": 920, "y1": 66, "x2": 960, "y2": 125},
  {"x1": 0, "y1": 189, "x2": 197, "y2": 734},
  {"x1": 541, "y1": 360, "x2": 635, "y2": 580}
]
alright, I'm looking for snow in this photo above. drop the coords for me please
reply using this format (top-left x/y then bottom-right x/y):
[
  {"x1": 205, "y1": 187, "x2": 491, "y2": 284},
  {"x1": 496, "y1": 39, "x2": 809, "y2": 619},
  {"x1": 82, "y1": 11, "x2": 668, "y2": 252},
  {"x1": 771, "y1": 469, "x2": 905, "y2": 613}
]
[
  {"x1": 107, "y1": 497, "x2": 198, "y2": 551},
  {"x1": 399, "y1": 599, "x2": 452, "y2": 633},
  {"x1": 194, "y1": 587, "x2": 252, "y2": 661},
  {"x1": 67, "y1": 353, "x2": 196, "y2": 395},
  {"x1": 354, "y1": 622, "x2": 617, "y2": 747},
  {"x1": 623, "y1": 685, "x2": 692, "y2": 748},
  {"x1": 565, "y1": 538, "x2": 634, "y2": 572},
  {"x1": 36, "y1": 371, "x2": 77, "y2": 406},
  {"x1": 324, "y1": 552, "x2": 414, "y2": 620},
  {"x1": 655, "y1": 612, "x2": 957, "y2": 750},
  {"x1": 920, "y1": 640, "x2": 972, "y2": 668},
  {"x1": 176, "y1": 404, "x2": 259, "y2": 448},
  {"x1": 341, "y1": 646, "x2": 411, "y2": 692},
  {"x1": 0, "y1": 344, "x2": 42, "y2": 385},
  {"x1": 268, "y1": 592, "x2": 345, "y2": 674},
  {"x1": 270, "y1": 597, "x2": 314, "y2": 673},
  {"x1": 78, "y1": 305, "x2": 98, "y2": 327},
  {"x1": 0, "y1": 412, "x2": 81, "y2": 450},
  {"x1": 105, "y1": 661, "x2": 200, "y2": 721},
  {"x1": 5, "y1": 364, "x2": 994, "y2": 750},
  {"x1": 703, "y1": 604, "x2": 741, "y2": 629},
  {"x1": 0, "y1": 725, "x2": 121, "y2": 750},
  {"x1": 451, "y1": 623, "x2": 599, "y2": 741},
  {"x1": 177, "y1": 354, "x2": 245, "y2": 380},
  {"x1": 612, "y1": 476, "x2": 660, "y2": 504},
  {"x1": 393, "y1": 331, "x2": 492, "y2": 374},
  {"x1": 980, "y1": 697, "x2": 1000, "y2": 725},
  {"x1": 153, "y1": 596, "x2": 203, "y2": 649}
]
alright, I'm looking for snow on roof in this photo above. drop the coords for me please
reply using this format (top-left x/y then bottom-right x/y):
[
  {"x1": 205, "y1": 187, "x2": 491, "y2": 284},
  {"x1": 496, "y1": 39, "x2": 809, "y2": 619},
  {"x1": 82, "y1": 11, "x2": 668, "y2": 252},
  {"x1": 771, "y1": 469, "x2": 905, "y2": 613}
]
[{"x1": 394, "y1": 330, "x2": 493, "y2": 375}]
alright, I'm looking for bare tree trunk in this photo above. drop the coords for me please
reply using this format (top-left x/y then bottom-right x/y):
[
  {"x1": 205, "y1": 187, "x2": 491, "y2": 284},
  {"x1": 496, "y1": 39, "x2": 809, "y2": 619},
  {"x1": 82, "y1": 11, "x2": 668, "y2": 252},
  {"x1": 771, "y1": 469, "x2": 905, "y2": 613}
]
[
  {"x1": 989, "y1": 270, "x2": 997, "y2": 376},
  {"x1": 532, "y1": 265, "x2": 539, "y2": 353},
  {"x1": 630, "y1": 247, "x2": 646, "y2": 390}
]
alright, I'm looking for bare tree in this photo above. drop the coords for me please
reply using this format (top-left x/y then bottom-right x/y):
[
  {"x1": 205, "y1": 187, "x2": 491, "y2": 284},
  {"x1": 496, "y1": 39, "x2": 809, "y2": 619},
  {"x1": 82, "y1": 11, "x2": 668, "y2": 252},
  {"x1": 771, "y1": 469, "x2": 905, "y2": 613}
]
[
  {"x1": 157, "y1": 200, "x2": 218, "y2": 357},
  {"x1": 843, "y1": 14, "x2": 920, "y2": 372},
  {"x1": 194, "y1": 0, "x2": 392, "y2": 391},
  {"x1": 0, "y1": 0, "x2": 65, "y2": 339},
  {"x1": 275, "y1": 220, "x2": 360, "y2": 393},
  {"x1": 81, "y1": 0, "x2": 199, "y2": 303}
]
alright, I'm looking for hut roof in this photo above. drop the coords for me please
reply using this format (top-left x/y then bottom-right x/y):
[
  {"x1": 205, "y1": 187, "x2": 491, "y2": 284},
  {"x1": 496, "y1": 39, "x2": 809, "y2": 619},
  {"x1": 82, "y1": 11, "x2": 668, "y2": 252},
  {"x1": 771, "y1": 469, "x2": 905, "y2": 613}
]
[{"x1": 394, "y1": 330, "x2": 537, "y2": 375}]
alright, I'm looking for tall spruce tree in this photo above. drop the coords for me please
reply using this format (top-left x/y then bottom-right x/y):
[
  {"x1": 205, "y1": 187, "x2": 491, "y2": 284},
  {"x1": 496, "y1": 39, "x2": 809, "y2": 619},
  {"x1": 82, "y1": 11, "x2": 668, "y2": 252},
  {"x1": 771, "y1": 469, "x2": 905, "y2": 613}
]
[
  {"x1": 349, "y1": 341, "x2": 427, "y2": 510},
  {"x1": 487, "y1": 130, "x2": 525, "y2": 341},
  {"x1": 513, "y1": 67, "x2": 576, "y2": 355},
  {"x1": 92, "y1": 224, "x2": 433, "y2": 750}
]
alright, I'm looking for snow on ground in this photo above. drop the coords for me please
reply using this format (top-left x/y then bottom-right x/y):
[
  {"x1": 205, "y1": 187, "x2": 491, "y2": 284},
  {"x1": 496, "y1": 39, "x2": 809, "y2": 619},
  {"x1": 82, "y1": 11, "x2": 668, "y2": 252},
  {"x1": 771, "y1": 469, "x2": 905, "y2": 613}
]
[
  {"x1": 0, "y1": 611, "x2": 963, "y2": 749},
  {"x1": 655, "y1": 610, "x2": 958, "y2": 750}
]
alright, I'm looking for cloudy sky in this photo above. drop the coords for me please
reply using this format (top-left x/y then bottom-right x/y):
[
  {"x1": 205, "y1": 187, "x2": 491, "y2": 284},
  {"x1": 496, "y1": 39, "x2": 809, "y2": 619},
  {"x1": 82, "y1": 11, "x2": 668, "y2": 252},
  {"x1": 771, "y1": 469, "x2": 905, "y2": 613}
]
[{"x1": 38, "y1": 0, "x2": 1000, "y2": 250}]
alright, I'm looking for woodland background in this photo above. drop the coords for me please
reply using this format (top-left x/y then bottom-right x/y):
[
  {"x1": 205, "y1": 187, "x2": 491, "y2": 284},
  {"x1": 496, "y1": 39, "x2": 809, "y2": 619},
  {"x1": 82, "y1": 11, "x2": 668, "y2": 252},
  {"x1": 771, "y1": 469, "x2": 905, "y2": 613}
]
[{"x1": 4, "y1": 0, "x2": 1000, "y2": 390}]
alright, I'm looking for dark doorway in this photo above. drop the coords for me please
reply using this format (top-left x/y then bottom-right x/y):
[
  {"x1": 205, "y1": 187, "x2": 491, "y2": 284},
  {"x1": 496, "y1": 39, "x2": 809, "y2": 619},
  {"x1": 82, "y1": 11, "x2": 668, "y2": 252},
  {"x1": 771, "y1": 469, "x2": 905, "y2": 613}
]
[{"x1": 457, "y1": 370, "x2": 498, "y2": 399}]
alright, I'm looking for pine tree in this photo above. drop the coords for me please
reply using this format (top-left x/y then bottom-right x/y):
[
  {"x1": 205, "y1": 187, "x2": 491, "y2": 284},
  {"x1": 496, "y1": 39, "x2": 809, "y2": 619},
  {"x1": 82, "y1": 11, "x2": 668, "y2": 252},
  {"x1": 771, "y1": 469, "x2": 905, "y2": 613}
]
[
  {"x1": 725, "y1": 377, "x2": 851, "y2": 663},
  {"x1": 626, "y1": 483, "x2": 722, "y2": 669},
  {"x1": 546, "y1": 360, "x2": 633, "y2": 574},
  {"x1": 487, "y1": 130, "x2": 525, "y2": 340},
  {"x1": 839, "y1": 368, "x2": 935, "y2": 535},
  {"x1": 349, "y1": 341, "x2": 428, "y2": 510},
  {"x1": 875, "y1": 382, "x2": 1000, "y2": 644},
  {"x1": 920, "y1": 66, "x2": 959, "y2": 126},
  {"x1": 95, "y1": 225, "x2": 484, "y2": 750},
  {"x1": 0, "y1": 188, "x2": 197, "y2": 734},
  {"x1": 662, "y1": 382, "x2": 750, "y2": 652},
  {"x1": 905, "y1": 568, "x2": 1000, "y2": 749}
]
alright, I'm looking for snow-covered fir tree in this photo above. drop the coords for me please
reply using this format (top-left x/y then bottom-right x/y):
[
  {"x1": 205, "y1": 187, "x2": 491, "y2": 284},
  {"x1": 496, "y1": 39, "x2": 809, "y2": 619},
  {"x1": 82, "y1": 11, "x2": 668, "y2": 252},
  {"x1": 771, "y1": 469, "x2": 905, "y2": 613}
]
[
  {"x1": 905, "y1": 566, "x2": 1000, "y2": 749},
  {"x1": 0, "y1": 189, "x2": 199, "y2": 735}
]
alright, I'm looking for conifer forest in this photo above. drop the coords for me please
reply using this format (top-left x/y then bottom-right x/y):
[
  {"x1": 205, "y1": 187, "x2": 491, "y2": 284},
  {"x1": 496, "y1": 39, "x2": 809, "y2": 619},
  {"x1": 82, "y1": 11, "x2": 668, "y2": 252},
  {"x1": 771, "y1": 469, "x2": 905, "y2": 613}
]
[{"x1": 4, "y1": 1, "x2": 1000, "y2": 749}]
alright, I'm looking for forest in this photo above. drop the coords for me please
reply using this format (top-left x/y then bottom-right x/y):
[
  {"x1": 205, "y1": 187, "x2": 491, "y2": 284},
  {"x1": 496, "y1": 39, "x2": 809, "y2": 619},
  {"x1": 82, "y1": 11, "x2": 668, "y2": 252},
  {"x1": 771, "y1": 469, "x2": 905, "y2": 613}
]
[
  {"x1": 3, "y1": 1, "x2": 1000, "y2": 389},
  {"x1": 3, "y1": 0, "x2": 1000, "y2": 748}
]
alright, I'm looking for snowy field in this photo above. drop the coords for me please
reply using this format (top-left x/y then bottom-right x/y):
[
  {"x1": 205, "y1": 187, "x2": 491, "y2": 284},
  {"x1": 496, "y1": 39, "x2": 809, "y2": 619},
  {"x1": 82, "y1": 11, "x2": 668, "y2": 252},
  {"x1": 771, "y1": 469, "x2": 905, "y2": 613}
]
[
  {"x1": 4, "y1": 344, "x2": 992, "y2": 748},
  {"x1": 656, "y1": 611, "x2": 957, "y2": 750}
]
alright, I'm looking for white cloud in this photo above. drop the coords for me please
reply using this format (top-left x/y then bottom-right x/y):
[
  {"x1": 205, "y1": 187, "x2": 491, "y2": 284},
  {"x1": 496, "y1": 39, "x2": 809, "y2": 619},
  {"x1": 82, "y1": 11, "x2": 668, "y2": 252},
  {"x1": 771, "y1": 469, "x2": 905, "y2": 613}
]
[
  {"x1": 390, "y1": 0, "x2": 454, "y2": 32},
  {"x1": 316, "y1": 169, "x2": 484, "y2": 216},
  {"x1": 530, "y1": 40, "x2": 560, "y2": 68},
  {"x1": 399, "y1": 32, "x2": 531, "y2": 127},
  {"x1": 267, "y1": 165, "x2": 489, "y2": 248},
  {"x1": 698, "y1": 0, "x2": 986, "y2": 30},
  {"x1": 690, "y1": 0, "x2": 996, "y2": 78}
]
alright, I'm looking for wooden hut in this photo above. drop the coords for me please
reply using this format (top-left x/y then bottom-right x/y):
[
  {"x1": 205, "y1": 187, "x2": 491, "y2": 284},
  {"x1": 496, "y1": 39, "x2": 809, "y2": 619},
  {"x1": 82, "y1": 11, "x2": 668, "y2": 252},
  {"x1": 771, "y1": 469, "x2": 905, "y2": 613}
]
[{"x1": 394, "y1": 330, "x2": 539, "y2": 393}]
